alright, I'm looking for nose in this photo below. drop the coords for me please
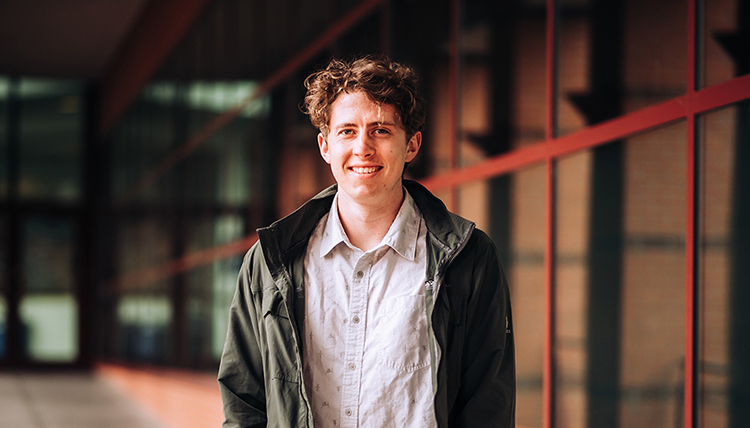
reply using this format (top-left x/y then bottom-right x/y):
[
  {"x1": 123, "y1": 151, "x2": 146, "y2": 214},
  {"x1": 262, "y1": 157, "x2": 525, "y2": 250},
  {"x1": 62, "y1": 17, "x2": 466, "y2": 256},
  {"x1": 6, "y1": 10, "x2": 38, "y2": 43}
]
[{"x1": 352, "y1": 133, "x2": 374, "y2": 157}]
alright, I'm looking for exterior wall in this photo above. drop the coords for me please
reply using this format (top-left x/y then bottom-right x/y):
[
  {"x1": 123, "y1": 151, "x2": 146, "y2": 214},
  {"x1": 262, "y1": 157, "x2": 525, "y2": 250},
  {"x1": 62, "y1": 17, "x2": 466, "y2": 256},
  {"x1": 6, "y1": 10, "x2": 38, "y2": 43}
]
[{"x1": 70, "y1": 1, "x2": 750, "y2": 427}]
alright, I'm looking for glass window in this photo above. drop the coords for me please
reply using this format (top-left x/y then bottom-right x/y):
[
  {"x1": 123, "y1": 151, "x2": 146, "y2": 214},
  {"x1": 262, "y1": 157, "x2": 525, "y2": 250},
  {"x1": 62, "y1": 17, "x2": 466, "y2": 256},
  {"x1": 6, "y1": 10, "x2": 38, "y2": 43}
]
[
  {"x1": 20, "y1": 216, "x2": 78, "y2": 362},
  {"x1": 554, "y1": 121, "x2": 687, "y2": 427},
  {"x1": 19, "y1": 78, "x2": 84, "y2": 202},
  {"x1": 457, "y1": 162, "x2": 546, "y2": 428},
  {"x1": 559, "y1": 0, "x2": 687, "y2": 130},
  {"x1": 116, "y1": 292, "x2": 172, "y2": 363},
  {"x1": 554, "y1": 150, "x2": 593, "y2": 428},
  {"x1": 0, "y1": 214, "x2": 6, "y2": 360},
  {"x1": 110, "y1": 79, "x2": 270, "y2": 207},
  {"x1": 187, "y1": 214, "x2": 245, "y2": 366},
  {"x1": 622, "y1": 0, "x2": 687, "y2": 113},
  {"x1": 446, "y1": 0, "x2": 540, "y2": 169},
  {"x1": 701, "y1": 0, "x2": 747, "y2": 89},
  {"x1": 698, "y1": 101, "x2": 749, "y2": 427},
  {"x1": 557, "y1": 1, "x2": 592, "y2": 137},
  {"x1": 113, "y1": 217, "x2": 175, "y2": 363},
  {"x1": 0, "y1": 76, "x2": 8, "y2": 199}
]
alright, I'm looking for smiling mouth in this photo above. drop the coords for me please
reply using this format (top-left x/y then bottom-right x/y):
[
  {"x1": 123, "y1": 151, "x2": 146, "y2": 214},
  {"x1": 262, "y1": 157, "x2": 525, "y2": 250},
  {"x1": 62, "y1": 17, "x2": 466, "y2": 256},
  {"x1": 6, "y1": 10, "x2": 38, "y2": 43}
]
[{"x1": 349, "y1": 166, "x2": 381, "y2": 174}]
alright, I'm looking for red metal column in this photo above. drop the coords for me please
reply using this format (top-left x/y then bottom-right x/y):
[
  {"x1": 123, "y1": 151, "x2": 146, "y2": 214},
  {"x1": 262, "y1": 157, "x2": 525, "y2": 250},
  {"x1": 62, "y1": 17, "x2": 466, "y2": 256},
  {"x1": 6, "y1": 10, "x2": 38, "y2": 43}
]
[{"x1": 684, "y1": 0, "x2": 698, "y2": 427}]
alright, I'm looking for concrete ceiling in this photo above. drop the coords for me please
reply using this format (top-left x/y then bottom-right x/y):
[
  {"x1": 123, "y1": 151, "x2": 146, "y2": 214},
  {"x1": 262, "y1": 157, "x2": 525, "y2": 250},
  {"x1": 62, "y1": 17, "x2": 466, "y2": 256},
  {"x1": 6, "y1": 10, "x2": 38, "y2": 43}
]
[{"x1": 0, "y1": 0, "x2": 150, "y2": 79}]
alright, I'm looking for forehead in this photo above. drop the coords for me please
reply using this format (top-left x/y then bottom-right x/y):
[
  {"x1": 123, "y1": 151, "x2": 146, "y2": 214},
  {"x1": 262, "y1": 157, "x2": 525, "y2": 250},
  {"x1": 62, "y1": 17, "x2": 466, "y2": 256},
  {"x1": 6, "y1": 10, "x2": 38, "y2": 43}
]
[{"x1": 329, "y1": 91, "x2": 400, "y2": 126}]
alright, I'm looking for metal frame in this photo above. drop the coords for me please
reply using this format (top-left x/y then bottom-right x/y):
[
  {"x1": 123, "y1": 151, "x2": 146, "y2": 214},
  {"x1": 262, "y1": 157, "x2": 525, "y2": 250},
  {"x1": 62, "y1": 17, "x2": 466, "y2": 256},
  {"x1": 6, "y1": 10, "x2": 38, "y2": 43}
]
[
  {"x1": 107, "y1": 1, "x2": 750, "y2": 426},
  {"x1": 112, "y1": 0, "x2": 387, "y2": 208},
  {"x1": 685, "y1": 0, "x2": 698, "y2": 426}
]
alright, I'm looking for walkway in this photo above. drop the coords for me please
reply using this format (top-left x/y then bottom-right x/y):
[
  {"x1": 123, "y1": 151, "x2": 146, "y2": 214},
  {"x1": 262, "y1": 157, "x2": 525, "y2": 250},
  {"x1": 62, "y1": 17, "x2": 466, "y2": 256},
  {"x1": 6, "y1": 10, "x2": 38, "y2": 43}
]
[{"x1": 0, "y1": 364, "x2": 223, "y2": 428}]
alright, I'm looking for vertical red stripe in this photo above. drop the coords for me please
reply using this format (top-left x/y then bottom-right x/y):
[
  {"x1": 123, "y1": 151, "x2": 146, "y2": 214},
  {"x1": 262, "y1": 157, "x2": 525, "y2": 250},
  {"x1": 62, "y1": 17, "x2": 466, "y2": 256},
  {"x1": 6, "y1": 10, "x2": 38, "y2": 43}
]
[{"x1": 685, "y1": 1, "x2": 698, "y2": 428}]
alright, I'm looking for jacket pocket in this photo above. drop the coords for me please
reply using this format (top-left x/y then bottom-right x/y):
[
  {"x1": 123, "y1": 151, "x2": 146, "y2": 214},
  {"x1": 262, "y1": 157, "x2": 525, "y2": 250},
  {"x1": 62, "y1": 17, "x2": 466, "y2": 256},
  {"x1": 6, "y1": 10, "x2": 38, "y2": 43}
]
[
  {"x1": 377, "y1": 295, "x2": 431, "y2": 373},
  {"x1": 261, "y1": 288, "x2": 298, "y2": 383}
]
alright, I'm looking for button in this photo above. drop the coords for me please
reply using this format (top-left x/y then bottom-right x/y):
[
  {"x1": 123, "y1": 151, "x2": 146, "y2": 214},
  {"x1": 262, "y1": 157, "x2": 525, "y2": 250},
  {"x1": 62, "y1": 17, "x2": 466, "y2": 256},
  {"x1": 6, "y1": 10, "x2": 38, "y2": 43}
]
[
  {"x1": 344, "y1": 408, "x2": 353, "y2": 416},
  {"x1": 352, "y1": 315, "x2": 360, "y2": 324},
  {"x1": 356, "y1": 270, "x2": 364, "y2": 278},
  {"x1": 348, "y1": 362, "x2": 356, "y2": 371}
]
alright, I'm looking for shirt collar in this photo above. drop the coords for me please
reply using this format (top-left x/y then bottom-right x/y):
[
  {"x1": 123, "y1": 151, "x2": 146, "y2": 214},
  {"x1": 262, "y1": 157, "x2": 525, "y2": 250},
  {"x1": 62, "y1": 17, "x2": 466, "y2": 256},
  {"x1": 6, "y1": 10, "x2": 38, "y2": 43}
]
[{"x1": 319, "y1": 189, "x2": 422, "y2": 261}]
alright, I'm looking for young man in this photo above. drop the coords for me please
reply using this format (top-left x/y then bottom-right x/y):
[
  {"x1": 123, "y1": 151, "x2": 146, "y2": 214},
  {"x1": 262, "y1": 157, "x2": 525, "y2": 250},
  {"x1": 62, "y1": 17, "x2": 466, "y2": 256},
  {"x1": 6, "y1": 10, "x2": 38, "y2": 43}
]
[{"x1": 218, "y1": 56, "x2": 515, "y2": 427}]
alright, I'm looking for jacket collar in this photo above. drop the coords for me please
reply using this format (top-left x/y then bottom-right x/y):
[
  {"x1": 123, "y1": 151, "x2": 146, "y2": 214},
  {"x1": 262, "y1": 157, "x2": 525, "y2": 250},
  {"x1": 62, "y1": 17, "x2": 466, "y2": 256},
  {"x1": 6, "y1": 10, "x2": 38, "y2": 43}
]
[{"x1": 256, "y1": 180, "x2": 475, "y2": 278}]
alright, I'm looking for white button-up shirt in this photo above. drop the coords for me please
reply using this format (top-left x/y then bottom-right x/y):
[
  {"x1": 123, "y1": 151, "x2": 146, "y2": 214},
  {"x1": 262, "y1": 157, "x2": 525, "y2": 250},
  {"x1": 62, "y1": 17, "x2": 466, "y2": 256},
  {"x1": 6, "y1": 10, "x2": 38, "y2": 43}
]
[{"x1": 302, "y1": 190, "x2": 437, "y2": 428}]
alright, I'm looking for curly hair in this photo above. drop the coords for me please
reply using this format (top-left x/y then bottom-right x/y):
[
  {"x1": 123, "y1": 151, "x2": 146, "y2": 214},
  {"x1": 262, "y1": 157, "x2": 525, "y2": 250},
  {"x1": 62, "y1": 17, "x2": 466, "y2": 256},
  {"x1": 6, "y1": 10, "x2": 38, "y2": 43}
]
[{"x1": 302, "y1": 56, "x2": 426, "y2": 139}]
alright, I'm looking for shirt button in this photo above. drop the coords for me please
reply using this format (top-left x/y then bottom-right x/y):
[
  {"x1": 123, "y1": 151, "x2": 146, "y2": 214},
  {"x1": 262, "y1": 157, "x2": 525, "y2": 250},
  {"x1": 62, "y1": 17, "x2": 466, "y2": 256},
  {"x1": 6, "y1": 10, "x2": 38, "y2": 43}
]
[
  {"x1": 348, "y1": 362, "x2": 356, "y2": 371},
  {"x1": 352, "y1": 315, "x2": 360, "y2": 324},
  {"x1": 344, "y1": 408, "x2": 353, "y2": 416},
  {"x1": 356, "y1": 270, "x2": 364, "y2": 278}
]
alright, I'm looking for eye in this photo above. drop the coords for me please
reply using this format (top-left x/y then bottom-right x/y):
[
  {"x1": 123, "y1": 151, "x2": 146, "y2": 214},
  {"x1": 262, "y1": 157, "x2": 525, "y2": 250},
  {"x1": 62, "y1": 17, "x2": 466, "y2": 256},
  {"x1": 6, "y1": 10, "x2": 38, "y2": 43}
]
[
  {"x1": 374, "y1": 128, "x2": 391, "y2": 135},
  {"x1": 339, "y1": 129, "x2": 354, "y2": 136}
]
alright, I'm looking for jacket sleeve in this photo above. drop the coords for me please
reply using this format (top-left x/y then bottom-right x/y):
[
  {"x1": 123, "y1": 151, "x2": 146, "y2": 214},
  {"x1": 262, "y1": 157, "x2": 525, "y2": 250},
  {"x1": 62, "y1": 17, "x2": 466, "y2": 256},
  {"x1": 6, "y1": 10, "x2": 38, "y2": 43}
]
[
  {"x1": 451, "y1": 230, "x2": 516, "y2": 427},
  {"x1": 218, "y1": 245, "x2": 268, "y2": 428}
]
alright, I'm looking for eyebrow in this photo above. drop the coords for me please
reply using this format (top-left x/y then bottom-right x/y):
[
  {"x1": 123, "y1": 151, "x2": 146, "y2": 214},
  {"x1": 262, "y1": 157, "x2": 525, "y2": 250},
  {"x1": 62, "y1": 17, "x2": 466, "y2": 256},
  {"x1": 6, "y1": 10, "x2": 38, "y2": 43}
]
[{"x1": 332, "y1": 121, "x2": 398, "y2": 130}]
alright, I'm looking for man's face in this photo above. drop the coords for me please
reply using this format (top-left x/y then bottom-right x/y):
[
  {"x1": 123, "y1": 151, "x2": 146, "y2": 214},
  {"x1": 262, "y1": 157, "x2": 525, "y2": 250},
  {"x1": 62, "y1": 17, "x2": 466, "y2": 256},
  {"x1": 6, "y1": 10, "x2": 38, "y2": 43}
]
[{"x1": 318, "y1": 91, "x2": 421, "y2": 209}]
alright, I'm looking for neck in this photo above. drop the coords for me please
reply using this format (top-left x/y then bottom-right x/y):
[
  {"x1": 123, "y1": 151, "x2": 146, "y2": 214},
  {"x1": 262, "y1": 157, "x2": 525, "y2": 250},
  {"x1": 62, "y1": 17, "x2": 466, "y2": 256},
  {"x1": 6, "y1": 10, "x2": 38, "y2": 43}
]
[{"x1": 337, "y1": 188, "x2": 404, "y2": 252}]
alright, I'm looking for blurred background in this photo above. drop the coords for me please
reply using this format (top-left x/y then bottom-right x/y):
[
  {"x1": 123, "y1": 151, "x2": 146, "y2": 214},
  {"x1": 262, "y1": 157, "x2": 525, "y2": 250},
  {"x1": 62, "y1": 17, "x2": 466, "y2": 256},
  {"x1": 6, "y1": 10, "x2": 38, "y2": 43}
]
[{"x1": 0, "y1": 0, "x2": 748, "y2": 427}]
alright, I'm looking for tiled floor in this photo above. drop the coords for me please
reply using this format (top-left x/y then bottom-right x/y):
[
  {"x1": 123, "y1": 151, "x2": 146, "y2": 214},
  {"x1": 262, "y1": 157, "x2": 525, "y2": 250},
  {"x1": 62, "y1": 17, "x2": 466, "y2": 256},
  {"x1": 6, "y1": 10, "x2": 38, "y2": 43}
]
[{"x1": 0, "y1": 371, "x2": 168, "y2": 428}]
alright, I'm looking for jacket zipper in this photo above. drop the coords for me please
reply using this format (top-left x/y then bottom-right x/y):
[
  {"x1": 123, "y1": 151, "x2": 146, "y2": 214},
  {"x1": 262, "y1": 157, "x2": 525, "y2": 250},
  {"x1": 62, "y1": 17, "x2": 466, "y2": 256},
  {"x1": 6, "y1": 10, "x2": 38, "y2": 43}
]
[{"x1": 429, "y1": 224, "x2": 474, "y2": 425}]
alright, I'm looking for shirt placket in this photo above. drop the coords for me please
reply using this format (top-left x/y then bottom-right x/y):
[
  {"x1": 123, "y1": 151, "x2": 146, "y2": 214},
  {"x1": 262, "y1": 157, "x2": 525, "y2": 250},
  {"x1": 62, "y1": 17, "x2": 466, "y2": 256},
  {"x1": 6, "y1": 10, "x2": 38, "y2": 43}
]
[{"x1": 339, "y1": 253, "x2": 372, "y2": 428}]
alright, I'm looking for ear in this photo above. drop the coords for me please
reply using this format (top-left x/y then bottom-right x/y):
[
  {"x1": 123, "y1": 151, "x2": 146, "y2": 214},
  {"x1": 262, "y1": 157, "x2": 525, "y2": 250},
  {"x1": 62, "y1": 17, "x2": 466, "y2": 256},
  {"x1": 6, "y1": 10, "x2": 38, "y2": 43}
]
[
  {"x1": 318, "y1": 133, "x2": 331, "y2": 164},
  {"x1": 405, "y1": 131, "x2": 422, "y2": 163}
]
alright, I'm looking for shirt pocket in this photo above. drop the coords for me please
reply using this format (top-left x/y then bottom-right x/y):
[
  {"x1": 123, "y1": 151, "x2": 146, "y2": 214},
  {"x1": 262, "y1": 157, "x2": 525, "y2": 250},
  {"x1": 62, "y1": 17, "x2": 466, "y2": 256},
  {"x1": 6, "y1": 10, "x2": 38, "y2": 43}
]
[{"x1": 376, "y1": 295, "x2": 431, "y2": 373}]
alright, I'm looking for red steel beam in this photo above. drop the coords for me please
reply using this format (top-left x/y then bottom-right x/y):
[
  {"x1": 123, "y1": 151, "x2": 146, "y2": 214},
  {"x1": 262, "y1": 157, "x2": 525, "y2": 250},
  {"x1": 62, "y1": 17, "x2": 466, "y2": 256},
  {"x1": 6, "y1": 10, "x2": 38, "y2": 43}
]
[
  {"x1": 113, "y1": 0, "x2": 387, "y2": 208},
  {"x1": 421, "y1": 72, "x2": 750, "y2": 192},
  {"x1": 100, "y1": 0, "x2": 214, "y2": 136},
  {"x1": 112, "y1": 233, "x2": 257, "y2": 292}
]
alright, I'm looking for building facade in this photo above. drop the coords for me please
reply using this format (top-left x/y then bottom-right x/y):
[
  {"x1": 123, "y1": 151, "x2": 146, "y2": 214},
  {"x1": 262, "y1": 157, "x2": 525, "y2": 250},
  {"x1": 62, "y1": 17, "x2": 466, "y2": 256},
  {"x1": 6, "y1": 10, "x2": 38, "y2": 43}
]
[{"x1": 1, "y1": 0, "x2": 749, "y2": 427}]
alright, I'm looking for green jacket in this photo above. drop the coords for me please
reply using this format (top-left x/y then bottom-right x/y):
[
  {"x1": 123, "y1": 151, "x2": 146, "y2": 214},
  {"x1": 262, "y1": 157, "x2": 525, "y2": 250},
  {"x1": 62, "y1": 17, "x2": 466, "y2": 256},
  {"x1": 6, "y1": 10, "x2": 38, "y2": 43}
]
[{"x1": 218, "y1": 180, "x2": 515, "y2": 427}]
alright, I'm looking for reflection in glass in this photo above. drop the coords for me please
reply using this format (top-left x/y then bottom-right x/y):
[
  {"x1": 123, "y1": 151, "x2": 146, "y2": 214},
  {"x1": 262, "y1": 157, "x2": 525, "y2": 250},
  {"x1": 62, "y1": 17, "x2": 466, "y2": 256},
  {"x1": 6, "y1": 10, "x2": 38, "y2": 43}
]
[
  {"x1": 116, "y1": 294, "x2": 171, "y2": 363},
  {"x1": 188, "y1": 215, "x2": 246, "y2": 365},
  {"x1": 0, "y1": 214, "x2": 5, "y2": 359},
  {"x1": 702, "y1": 0, "x2": 747, "y2": 89},
  {"x1": 698, "y1": 101, "x2": 749, "y2": 427},
  {"x1": 19, "y1": 78, "x2": 84, "y2": 202},
  {"x1": 563, "y1": 0, "x2": 687, "y2": 132},
  {"x1": 110, "y1": 80, "x2": 269, "y2": 206},
  {"x1": 557, "y1": 5, "x2": 591, "y2": 136},
  {"x1": 20, "y1": 217, "x2": 78, "y2": 362},
  {"x1": 555, "y1": 150, "x2": 593, "y2": 428},
  {"x1": 457, "y1": 162, "x2": 546, "y2": 428},
  {"x1": 0, "y1": 76, "x2": 8, "y2": 199},
  {"x1": 23, "y1": 217, "x2": 75, "y2": 294},
  {"x1": 0, "y1": 296, "x2": 5, "y2": 360},
  {"x1": 554, "y1": 121, "x2": 686, "y2": 427},
  {"x1": 622, "y1": 0, "x2": 686, "y2": 113}
]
